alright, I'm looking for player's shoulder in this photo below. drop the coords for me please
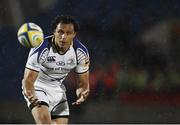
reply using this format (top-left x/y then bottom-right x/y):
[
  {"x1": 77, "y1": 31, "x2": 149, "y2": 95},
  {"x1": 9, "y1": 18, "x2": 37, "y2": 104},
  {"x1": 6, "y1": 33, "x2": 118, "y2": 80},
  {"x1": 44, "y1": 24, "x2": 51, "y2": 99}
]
[
  {"x1": 30, "y1": 35, "x2": 52, "y2": 53},
  {"x1": 38, "y1": 35, "x2": 52, "y2": 50},
  {"x1": 73, "y1": 38, "x2": 89, "y2": 55},
  {"x1": 29, "y1": 35, "x2": 52, "y2": 63}
]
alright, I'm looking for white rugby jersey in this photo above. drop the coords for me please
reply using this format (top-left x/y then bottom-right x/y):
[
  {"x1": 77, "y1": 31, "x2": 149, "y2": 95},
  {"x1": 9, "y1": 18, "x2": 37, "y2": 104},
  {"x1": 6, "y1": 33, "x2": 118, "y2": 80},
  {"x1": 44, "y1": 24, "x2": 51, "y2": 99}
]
[{"x1": 26, "y1": 36, "x2": 89, "y2": 84}]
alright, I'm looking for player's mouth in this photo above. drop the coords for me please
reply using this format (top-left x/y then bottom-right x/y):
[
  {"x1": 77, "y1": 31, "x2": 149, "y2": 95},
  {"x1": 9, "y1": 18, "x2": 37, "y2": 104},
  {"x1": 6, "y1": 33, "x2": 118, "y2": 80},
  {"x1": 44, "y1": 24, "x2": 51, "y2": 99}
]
[{"x1": 59, "y1": 41, "x2": 66, "y2": 46}]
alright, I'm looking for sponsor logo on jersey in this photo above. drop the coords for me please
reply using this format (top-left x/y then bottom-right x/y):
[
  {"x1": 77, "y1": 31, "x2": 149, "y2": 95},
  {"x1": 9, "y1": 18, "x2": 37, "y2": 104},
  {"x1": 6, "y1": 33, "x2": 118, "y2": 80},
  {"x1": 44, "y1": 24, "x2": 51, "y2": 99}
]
[
  {"x1": 67, "y1": 58, "x2": 75, "y2": 66},
  {"x1": 47, "y1": 56, "x2": 56, "y2": 62},
  {"x1": 56, "y1": 61, "x2": 65, "y2": 66}
]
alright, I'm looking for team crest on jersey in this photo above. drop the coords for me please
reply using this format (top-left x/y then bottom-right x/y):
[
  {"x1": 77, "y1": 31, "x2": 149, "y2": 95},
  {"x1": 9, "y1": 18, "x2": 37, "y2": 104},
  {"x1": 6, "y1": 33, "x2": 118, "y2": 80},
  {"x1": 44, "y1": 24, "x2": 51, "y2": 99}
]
[{"x1": 67, "y1": 58, "x2": 75, "y2": 66}]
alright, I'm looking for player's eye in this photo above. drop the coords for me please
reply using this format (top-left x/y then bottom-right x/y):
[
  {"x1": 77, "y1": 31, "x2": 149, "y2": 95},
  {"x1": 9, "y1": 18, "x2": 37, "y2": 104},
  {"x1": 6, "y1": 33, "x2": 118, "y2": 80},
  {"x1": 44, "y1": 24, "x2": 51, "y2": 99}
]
[
  {"x1": 67, "y1": 31, "x2": 74, "y2": 35},
  {"x1": 57, "y1": 30, "x2": 64, "y2": 34},
  {"x1": 67, "y1": 32, "x2": 71, "y2": 35}
]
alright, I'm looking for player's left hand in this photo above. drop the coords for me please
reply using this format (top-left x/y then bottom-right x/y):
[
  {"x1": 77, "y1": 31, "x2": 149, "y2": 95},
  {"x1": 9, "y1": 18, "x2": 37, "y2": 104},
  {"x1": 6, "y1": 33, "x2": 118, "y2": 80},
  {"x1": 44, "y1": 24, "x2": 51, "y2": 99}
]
[{"x1": 72, "y1": 89, "x2": 89, "y2": 105}]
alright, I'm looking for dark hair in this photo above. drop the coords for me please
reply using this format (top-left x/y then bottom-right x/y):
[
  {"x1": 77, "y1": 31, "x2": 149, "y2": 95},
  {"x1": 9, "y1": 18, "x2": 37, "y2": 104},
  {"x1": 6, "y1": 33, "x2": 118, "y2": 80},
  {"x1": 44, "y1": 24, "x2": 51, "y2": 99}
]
[{"x1": 51, "y1": 15, "x2": 79, "y2": 32}]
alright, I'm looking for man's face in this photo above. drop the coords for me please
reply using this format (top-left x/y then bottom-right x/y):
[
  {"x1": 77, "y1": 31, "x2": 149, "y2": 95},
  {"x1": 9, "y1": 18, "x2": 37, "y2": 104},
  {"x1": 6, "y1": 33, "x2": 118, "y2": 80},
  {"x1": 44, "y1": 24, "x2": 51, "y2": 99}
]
[{"x1": 53, "y1": 23, "x2": 76, "y2": 51}]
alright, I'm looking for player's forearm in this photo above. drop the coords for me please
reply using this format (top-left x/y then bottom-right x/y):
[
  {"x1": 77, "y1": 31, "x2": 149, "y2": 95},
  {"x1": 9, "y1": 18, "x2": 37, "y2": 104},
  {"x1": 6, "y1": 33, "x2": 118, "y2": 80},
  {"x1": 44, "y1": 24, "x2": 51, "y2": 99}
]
[
  {"x1": 22, "y1": 78, "x2": 40, "y2": 106},
  {"x1": 77, "y1": 71, "x2": 89, "y2": 88},
  {"x1": 22, "y1": 78, "x2": 36, "y2": 96},
  {"x1": 76, "y1": 81, "x2": 90, "y2": 98},
  {"x1": 22, "y1": 68, "x2": 39, "y2": 96},
  {"x1": 76, "y1": 71, "x2": 90, "y2": 97},
  {"x1": 78, "y1": 80, "x2": 89, "y2": 89}
]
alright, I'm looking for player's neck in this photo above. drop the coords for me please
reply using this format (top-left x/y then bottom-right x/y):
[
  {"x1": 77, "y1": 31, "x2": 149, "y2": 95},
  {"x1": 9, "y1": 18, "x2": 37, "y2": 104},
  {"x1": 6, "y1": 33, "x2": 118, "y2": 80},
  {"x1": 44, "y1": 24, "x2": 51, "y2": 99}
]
[
  {"x1": 56, "y1": 45, "x2": 70, "y2": 55},
  {"x1": 52, "y1": 36, "x2": 70, "y2": 55},
  {"x1": 59, "y1": 47, "x2": 69, "y2": 54}
]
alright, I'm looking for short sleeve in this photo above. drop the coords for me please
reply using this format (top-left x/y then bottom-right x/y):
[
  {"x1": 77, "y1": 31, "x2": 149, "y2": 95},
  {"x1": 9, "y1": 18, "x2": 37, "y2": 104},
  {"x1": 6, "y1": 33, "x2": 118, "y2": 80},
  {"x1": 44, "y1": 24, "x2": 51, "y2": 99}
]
[
  {"x1": 26, "y1": 48, "x2": 41, "y2": 71},
  {"x1": 25, "y1": 37, "x2": 50, "y2": 71},
  {"x1": 25, "y1": 47, "x2": 49, "y2": 72},
  {"x1": 75, "y1": 47, "x2": 90, "y2": 73}
]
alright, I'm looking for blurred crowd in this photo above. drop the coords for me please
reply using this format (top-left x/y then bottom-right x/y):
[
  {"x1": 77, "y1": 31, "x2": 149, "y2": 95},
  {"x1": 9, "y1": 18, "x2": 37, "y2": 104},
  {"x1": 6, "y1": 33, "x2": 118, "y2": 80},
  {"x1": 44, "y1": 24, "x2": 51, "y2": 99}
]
[{"x1": 0, "y1": 0, "x2": 180, "y2": 100}]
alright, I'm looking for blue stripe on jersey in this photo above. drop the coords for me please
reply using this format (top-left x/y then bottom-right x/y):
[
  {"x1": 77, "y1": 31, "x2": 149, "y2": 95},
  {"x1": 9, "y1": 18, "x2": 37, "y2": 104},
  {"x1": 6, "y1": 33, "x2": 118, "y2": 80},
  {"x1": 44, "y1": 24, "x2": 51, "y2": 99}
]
[
  {"x1": 30, "y1": 36, "x2": 51, "y2": 63},
  {"x1": 73, "y1": 38, "x2": 89, "y2": 55}
]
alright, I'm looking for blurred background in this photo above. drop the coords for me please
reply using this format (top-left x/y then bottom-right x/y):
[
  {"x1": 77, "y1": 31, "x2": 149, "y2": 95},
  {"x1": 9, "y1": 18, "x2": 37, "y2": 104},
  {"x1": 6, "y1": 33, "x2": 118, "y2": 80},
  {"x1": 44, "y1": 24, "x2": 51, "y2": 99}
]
[{"x1": 1, "y1": 0, "x2": 180, "y2": 123}]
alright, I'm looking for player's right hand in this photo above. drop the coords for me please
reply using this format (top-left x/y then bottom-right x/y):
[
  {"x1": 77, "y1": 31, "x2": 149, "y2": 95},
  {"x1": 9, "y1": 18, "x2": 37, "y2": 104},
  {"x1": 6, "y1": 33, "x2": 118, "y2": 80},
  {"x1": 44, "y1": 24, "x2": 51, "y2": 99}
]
[
  {"x1": 28, "y1": 95, "x2": 41, "y2": 106},
  {"x1": 24, "y1": 90, "x2": 41, "y2": 106}
]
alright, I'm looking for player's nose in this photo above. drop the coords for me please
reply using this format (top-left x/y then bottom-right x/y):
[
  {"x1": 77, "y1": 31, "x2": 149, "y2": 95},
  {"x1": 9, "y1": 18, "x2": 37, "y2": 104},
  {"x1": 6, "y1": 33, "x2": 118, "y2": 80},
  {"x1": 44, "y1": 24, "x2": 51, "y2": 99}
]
[{"x1": 62, "y1": 33, "x2": 67, "y2": 40}]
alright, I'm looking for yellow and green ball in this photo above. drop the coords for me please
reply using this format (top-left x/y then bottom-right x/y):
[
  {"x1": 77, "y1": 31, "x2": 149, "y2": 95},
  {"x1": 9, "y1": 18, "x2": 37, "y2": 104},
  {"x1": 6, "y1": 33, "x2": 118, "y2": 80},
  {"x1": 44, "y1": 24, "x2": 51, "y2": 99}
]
[{"x1": 17, "y1": 22, "x2": 44, "y2": 48}]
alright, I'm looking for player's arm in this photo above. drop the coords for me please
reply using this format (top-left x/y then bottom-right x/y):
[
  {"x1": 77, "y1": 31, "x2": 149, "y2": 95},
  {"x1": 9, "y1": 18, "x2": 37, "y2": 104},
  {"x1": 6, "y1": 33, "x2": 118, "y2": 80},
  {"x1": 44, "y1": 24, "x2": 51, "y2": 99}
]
[
  {"x1": 73, "y1": 41, "x2": 90, "y2": 105},
  {"x1": 72, "y1": 71, "x2": 90, "y2": 105},
  {"x1": 22, "y1": 68, "x2": 40, "y2": 106},
  {"x1": 22, "y1": 41, "x2": 48, "y2": 106}
]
